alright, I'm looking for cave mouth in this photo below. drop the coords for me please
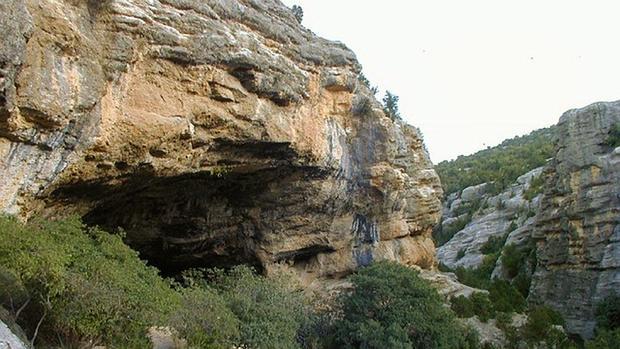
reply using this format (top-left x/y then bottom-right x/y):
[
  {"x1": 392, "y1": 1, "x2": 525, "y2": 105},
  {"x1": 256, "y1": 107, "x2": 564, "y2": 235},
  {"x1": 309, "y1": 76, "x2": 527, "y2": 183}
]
[{"x1": 50, "y1": 157, "x2": 334, "y2": 275}]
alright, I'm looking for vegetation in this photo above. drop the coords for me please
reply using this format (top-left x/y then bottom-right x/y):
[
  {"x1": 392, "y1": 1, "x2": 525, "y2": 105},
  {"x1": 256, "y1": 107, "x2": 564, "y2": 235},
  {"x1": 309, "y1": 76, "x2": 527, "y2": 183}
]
[
  {"x1": 522, "y1": 174, "x2": 544, "y2": 201},
  {"x1": 480, "y1": 233, "x2": 508, "y2": 255},
  {"x1": 382, "y1": 91, "x2": 401, "y2": 120},
  {"x1": 605, "y1": 123, "x2": 620, "y2": 148},
  {"x1": 595, "y1": 294, "x2": 620, "y2": 331},
  {"x1": 291, "y1": 5, "x2": 303, "y2": 23},
  {"x1": 436, "y1": 126, "x2": 556, "y2": 195},
  {"x1": 332, "y1": 261, "x2": 478, "y2": 349},
  {"x1": 521, "y1": 306, "x2": 565, "y2": 345},
  {"x1": 0, "y1": 216, "x2": 309, "y2": 348},
  {"x1": 450, "y1": 293, "x2": 495, "y2": 323},
  {"x1": 433, "y1": 214, "x2": 472, "y2": 246}
]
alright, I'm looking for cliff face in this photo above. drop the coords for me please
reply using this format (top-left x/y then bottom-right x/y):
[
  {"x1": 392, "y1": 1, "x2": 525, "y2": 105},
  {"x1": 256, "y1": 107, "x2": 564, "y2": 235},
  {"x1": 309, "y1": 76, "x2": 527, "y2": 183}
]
[
  {"x1": 0, "y1": 0, "x2": 442, "y2": 281},
  {"x1": 529, "y1": 101, "x2": 620, "y2": 338},
  {"x1": 437, "y1": 168, "x2": 542, "y2": 270}
]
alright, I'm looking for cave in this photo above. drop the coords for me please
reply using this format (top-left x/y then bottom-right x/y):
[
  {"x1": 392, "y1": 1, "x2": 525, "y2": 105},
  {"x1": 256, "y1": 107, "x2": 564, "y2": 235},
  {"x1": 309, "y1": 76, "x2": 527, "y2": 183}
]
[{"x1": 52, "y1": 140, "x2": 349, "y2": 275}]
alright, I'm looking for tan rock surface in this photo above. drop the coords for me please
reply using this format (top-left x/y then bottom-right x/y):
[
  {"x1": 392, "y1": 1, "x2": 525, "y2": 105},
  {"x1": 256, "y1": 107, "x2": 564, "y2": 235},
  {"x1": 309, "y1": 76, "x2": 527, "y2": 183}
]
[{"x1": 0, "y1": 0, "x2": 442, "y2": 280}]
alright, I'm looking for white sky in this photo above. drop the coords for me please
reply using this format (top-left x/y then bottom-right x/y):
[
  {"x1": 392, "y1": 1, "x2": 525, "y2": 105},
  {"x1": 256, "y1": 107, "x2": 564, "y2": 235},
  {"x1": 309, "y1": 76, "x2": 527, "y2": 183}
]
[{"x1": 280, "y1": 0, "x2": 620, "y2": 162}]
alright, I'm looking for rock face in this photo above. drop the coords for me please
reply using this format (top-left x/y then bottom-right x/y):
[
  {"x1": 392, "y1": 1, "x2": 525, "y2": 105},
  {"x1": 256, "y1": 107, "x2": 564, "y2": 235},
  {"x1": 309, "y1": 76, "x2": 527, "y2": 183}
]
[
  {"x1": 0, "y1": 0, "x2": 442, "y2": 281},
  {"x1": 437, "y1": 167, "x2": 543, "y2": 270},
  {"x1": 529, "y1": 101, "x2": 620, "y2": 339}
]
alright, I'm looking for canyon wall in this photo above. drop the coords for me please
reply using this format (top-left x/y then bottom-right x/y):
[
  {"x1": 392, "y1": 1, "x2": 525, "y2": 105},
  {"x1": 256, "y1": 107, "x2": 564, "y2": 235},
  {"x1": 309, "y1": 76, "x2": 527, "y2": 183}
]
[
  {"x1": 529, "y1": 101, "x2": 620, "y2": 338},
  {"x1": 0, "y1": 0, "x2": 442, "y2": 283}
]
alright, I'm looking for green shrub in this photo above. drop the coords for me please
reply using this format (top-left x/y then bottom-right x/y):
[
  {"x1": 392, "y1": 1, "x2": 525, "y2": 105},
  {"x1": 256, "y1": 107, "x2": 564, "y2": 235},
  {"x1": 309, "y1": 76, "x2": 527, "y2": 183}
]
[
  {"x1": 454, "y1": 253, "x2": 499, "y2": 290},
  {"x1": 451, "y1": 296, "x2": 475, "y2": 318},
  {"x1": 436, "y1": 126, "x2": 556, "y2": 195},
  {"x1": 500, "y1": 244, "x2": 525, "y2": 279},
  {"x1": 605, "y1": 123, "x2": 620, "y2": 148},
  {"x1": 168, "y1": 286, "x2": 240, "y2": 348},
  {"x1": 480, "y1": 233, "x2": 508, "y2": 255},
  {"x1": 434, "y1": 214, "x2": 472, "y2": 247},
  {"x1": 457, "y1": 248, "x2": 467, "y2": 260},
  {"x1": 333, "y1": 261, "x2": 478, "y2": 349},
  {"x1": 522, "y1": 305, "x2": 565, "y2": 344},
  {"x1": 585, "y1": 328, "x2": 620, "y2": 349},
  {"x1": 0, "y1": 216, "x2": 179, "y2": 347},
  {"x1": 471, "y1": 293, "x2": 495, "y2": 322},
  {"x1": 211, "y1": 266, "x2": 308, "y2": 349},
  {"x1": 488, "y1": 280, "x2": 526, "y2": 314},
  {"x1": 595, "y1": 294, "x2": 620, "y2": 331},
  {"x1": 523, "y1": 174, "x2": 544, "y2": 201}
]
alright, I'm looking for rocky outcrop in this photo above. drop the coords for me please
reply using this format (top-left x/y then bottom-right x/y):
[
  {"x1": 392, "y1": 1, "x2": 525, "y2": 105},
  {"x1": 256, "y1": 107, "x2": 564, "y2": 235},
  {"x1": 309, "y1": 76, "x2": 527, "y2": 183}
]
[
  {"x1": 437, "y1": 167, "x2": 543, "y2": 270},
  {"x1": 529, "y1": 101, "x2": 620, "y2": 339},
  {"x1": 0, "y1": 0, "x2": 442, "y2": 282}
]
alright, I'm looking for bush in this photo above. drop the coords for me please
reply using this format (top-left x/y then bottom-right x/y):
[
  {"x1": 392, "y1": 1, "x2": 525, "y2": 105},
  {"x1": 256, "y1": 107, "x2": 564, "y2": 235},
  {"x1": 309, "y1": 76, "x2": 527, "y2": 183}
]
[
  {"x1": 434, "y1": 214, "x2": 472, "y2": 247},
  {"x1": 457, "y1": 248, "x2": 467, "y2": 260},
  {"x1": 522, "y1": 305, "x2": 565, "y2": 344},
  {"x1": 585, "y1": 329, "x2": 620, "y2": 349},
  {"x1": 168, "y1": 286, "x2": 240, "y2": 348},
  {"x1": 500, "y1": 244, "x2": 525, "y2": 279},
  {"x1": 454, "y1": 253, "x2": 499, "y2": 290},
  {"x1": 523, "y1": 174, "x2": 544, "y2": 201},
  {"x1": 0, "y1": 216, "x2": 179, "y2": 347},
  {"x1": 291, "y1": 5, "x2": 303, "y2": 23},
  {"x1": 488, "y1": 280, "x2": 526, "y2": 314},
  {"x1": 436, "y1": 126, "x2": 556, "y2": 195},
  {"x1": 333, "y1": 262, "x2": 478, "y2": 349},
  {"x1": 480, "y1": 233, "x2": 508, "y2": 255},
  {"x1": 211, "y1": 266, "x2": 308, "y2": 349},
  {"x1": 471, "y1": 293, "x2": 496, "y2": 322},
  {"x1": 451, "y1": 296, "x2": 475, "y2": 318},
  {"x1": 595, "y1": 294, "x2": 620, "y2": 331},
  {"x1": 605, "y1": 123, "x2": 620, "y2": 148}
]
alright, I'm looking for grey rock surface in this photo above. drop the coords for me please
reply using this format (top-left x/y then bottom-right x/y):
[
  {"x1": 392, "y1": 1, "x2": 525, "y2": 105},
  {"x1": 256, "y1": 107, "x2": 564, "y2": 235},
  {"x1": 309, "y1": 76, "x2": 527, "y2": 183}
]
[
  {"x1": 0, "y1": 320, "x2": 28, "y2": 349},
  {"x1": 437, "y1": 167, "x2": 543, "y2": 270},
  {"x1": 529, "y1": 101, "x2": 620, "y2": 339}
]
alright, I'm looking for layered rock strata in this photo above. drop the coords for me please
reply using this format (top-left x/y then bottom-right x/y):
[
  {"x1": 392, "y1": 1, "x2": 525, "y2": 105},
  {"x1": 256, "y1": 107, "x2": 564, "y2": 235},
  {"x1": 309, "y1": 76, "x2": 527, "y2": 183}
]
[
  {"x1": 529, "y1": 101, "x2": 620, "y2": 338},
  {"x1": 0, "y1": 0, "x2": 442, "y2": 281}
]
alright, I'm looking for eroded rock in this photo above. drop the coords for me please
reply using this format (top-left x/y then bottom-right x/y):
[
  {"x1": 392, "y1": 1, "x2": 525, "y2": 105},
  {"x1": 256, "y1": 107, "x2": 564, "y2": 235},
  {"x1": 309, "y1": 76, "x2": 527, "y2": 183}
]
[
  {"x1": 0, "y1": 0, "x2": 442, "y2": 281},
  {"x1": 529, "y1": 101, "x2": 620, "y2": 339}
]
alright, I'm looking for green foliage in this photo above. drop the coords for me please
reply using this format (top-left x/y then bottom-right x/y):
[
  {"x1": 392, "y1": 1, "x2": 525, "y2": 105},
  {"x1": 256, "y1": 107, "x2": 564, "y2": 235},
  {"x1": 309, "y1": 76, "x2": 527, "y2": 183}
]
[
  {"x1": 470, "y1": 292, "x2": 496, "y2": 322},
  {"x1": 605, "y1": 123, "x2": 620, "y2": 148},
  {"x1": 291, "y1": 5, "x2": 303, "y2": 23},
  {"x1": 168, "y1": 287, "x2": 240, "y2": 348},
  {"x1": 523, "y1": 174, "x2": 545, "y2": 201},
  {"x1": 595, "y1": 294, "x2": 620, "y2": 331},
  {"x1": 451, "y1": 296, "x2": 475, "y2": 319},
  {"x1": 480, "y1": 233, "x2": 508, "y2": 255},
  {"x1": 333, "y1": 261, "x2": 477, "y2": 349},
  {"x1": 585, "y1": 329, "x2": 620, "y2": 349},
  {"x1": 454, "y1": 253, "x2": 499, "y2": 290},
  {"x1": 502, "y1": 244, "x2": 527, "y2": 278},
  {"x1": 0, "y1": 216, "x2": 179, "y2": 347},
  {"x1": 521, "y1": 306, "x2": 565, "y2": 344},
  {"x1": 457, "y1": 248, "x2": 467, "y2": 260},
  {"x1": 434, "y1": 214, "x2": 472, "y2": 247},
  {"x1": 436, "y1": 126, "x2": 556, "y2": 195},
  {"x1": 211, "y1": 266, "x2": 308, "y2": 349},
  {"x1": 488, "y1": 280, "x2": 526, "y2": 314},
  {"x1": 382, "y1": 91, "x2": 401, "y2": 120}
]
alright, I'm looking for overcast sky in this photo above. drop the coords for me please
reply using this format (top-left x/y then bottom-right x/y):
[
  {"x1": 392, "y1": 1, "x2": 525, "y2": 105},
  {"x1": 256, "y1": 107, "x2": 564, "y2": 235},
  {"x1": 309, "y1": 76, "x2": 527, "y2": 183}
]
[{"x1": 280, "y1": 0, "x2": 620, "y2": 163}]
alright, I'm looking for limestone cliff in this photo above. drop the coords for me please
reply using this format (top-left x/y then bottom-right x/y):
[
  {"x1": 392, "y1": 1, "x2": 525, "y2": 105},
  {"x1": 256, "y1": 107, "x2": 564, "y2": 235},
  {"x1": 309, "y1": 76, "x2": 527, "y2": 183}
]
[
  {"x1": 437, "y1": 167, "x2": 543, "y2": 270},
  {"x1": 529, "y1": 101, "x2": 620, "y2": 338},
  {"x1": 0, "y1": 0, "x2": 442, "y2": 282}
]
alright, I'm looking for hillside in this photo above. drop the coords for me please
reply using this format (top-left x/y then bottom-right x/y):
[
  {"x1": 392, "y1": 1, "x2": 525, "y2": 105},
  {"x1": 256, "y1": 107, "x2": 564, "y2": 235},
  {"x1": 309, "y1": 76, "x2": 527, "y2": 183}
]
[{"x1": 436, "y1": 127, "x2": 556, "y2": 195}]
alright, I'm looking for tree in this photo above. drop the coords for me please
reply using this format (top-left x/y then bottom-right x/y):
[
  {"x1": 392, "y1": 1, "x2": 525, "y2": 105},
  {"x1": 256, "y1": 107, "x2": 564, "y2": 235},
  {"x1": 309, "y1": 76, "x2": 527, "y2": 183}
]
[
  {"x1": 382, "y1": 91, "x2": 401, "y2": 120},
  {"x1": 291, "y1": 5, "x2": 303, "y2": 23},
  {"x1": 333, "y1": 261, "x2": 478, "y2": 349}
]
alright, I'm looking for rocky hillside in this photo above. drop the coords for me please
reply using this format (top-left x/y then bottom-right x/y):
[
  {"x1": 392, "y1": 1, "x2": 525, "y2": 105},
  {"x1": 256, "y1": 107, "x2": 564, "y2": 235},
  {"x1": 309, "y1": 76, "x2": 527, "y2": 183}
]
[
  {"x1": 0, "y1": 0, "x2": 442, "y2": 282},
  {"x1": 437, "y1": 101, "x2": 620, "y2": 340},
  {"x1": 529, "y1": 101, "x2": 620, "y2": 339}
]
